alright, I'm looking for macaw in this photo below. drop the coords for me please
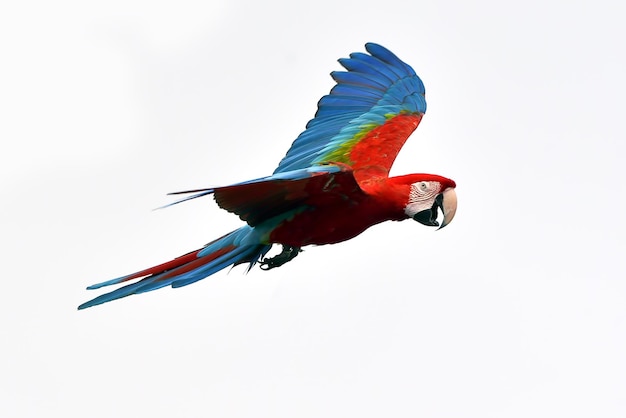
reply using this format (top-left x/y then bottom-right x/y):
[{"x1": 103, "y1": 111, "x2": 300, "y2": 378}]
[{"x1": 78, "y1": 43, "x2": 457, "y2": 310}]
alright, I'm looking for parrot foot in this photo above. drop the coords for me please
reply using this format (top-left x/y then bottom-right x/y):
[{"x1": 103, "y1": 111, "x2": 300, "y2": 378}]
[{"x1": 259, "y1": 245, "x2": 302, "y2": 270}]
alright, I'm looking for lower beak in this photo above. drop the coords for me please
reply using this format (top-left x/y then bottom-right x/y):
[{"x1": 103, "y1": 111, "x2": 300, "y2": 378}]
[{"x1": 413, "y1": 187, "x2": 457, "y2": 229}]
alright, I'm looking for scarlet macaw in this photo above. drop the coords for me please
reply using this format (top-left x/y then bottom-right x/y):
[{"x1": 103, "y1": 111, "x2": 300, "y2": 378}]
[{"x1": 78, "y1": 43, "x2": 457, "y2": 310}]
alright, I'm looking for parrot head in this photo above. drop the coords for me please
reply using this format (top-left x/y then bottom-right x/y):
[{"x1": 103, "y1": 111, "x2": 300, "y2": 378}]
[{"x1": 403, "y1": 176, "x2": 457, "y2": 229}]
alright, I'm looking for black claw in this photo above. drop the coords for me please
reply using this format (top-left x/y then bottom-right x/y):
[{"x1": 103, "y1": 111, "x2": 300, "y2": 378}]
[{"x1": 259, "y1": 245, "x2": 302, "y2": 270}]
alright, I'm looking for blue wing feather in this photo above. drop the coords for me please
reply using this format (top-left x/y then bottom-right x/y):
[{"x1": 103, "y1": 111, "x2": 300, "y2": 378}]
[
  {"x1": 337, "y1": 58, "x2": 394, "y2": 85},
  {"x1": 330, "y1": 71, "x2": 388, "y2": 90},
  {"x1": 348, "y1": 52, "x2": 402, "y2": 81},
  {"x1": 329, "y1": 84, "x2": 382, "y2": 99},
  {"x1": 364, "y1": 43, "x2": 417, "y2": 76}
]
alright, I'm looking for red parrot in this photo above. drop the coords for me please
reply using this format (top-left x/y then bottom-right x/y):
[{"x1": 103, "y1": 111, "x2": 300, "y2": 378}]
[{"x1": 78, "y1": 43, "x2": 457, "y2": 310}]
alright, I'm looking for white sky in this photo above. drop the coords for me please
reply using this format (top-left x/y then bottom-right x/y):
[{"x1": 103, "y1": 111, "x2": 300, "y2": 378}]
[{"x1": 2, "y1": 1, "x2": 625, "y2": 417}]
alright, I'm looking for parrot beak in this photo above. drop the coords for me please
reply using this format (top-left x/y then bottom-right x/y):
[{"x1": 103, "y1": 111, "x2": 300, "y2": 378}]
[{"x1": 413, "y1": 187, "x2": 457, "y2": 229}]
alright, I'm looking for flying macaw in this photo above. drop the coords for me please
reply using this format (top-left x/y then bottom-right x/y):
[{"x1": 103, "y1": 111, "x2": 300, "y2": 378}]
[{"x1": 78, "y1": 43, "x2": 457, "y2": 310}]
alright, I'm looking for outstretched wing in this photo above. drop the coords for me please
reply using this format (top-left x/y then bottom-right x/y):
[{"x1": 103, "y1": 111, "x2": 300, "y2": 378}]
[{"x1": 274, "y1": 43, "x2": 427, "y2": 181}]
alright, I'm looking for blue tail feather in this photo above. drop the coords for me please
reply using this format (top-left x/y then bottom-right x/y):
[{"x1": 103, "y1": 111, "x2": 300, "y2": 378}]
[{"x1": 78, "y1": 227, "x2": 270, "y2": 310}]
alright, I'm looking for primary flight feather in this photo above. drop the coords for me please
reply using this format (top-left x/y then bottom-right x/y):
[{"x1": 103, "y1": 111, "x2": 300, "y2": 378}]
[{"x1": 79, "y1": 43, "x2": 457, "y2": 310}]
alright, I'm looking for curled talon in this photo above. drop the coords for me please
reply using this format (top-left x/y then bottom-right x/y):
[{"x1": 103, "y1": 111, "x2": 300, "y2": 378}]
[{"x1": 260, "y1": 245, "x2": 302, "y2": 270}]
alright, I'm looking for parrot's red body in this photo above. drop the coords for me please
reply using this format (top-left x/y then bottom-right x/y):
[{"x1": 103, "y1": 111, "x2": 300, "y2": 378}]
[
  {"x1": 79, "y1": 44, "x2": 457, "y2": 309},
  {"x1": 267, "y1": 171, "x2": 447, "y2": 247}
]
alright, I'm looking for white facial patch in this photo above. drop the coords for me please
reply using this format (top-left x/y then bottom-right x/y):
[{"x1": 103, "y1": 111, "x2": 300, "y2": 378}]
[{"x1": 404, "y1": 181, "x2": 440, "y2": 217}]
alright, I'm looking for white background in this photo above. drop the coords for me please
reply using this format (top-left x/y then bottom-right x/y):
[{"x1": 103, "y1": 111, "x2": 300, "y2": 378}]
[{"x1": 2, "y1": 1, "x2": 625, "y2": 417}]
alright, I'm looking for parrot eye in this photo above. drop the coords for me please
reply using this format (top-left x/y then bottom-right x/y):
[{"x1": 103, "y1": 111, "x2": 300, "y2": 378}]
[{"x1": 408, "y1": 181, "x2": 440, "y2": 204}]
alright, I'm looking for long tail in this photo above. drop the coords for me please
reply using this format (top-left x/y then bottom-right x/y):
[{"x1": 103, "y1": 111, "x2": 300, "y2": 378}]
[{"x1": 78, "y1": 226, "x2": 270, "y2": 310}]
